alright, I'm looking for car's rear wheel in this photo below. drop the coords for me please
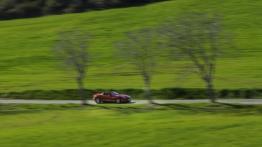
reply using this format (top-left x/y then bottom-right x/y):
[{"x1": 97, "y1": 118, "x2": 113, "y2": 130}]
[
  {"x1": 116, "y1": 99, "x2": 121, "y2": 104},
  {"x1": 95, "y1": 98, "x2": 102, "y2": 104}
]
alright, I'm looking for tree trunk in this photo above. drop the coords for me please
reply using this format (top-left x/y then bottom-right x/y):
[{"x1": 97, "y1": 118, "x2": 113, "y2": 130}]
[
  {"x1": 206, "y1": 79, "x2": 216, "y2": 103},
  {"x1": 144, "y1": 74, "x2": 153, "y2": 104},
  {"x1": 77, "y1": 76, "x2": 87, "y2": 105}
]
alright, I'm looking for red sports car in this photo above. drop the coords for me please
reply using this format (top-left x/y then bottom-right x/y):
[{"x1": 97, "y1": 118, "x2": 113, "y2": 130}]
[{"x1": 93, "y1": 91, "x2": 132, "y2": 104}]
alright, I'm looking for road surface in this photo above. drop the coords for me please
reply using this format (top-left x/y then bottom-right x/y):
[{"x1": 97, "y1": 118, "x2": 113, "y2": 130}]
[{"x1": 1, "y1": 99, "x2": 262, "y2": 105}]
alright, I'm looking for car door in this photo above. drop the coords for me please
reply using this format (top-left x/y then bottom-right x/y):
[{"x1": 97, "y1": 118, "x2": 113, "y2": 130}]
[
  {"x1": 110, "y1": 93, "x2": 118, "y2": 102},
  {"x1": 102, "y1": 93, "x2": 112, "y2": 102},
  {"x1": 107, "y1": 93, "x2": 117, "y2": 102}
]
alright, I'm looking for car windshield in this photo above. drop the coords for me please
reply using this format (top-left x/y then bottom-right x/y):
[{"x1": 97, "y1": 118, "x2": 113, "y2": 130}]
[{"x1": 111, "y1": 91, "x2": 119, "y2": 95}]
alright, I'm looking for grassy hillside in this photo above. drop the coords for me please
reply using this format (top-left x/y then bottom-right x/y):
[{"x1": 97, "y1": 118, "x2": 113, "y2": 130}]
[
  {"x1": 1, "y1": 104, "x2": 262, "y2": 146},
  {"x1": 0, "y1": 0, "x2": 261, "y2": 93}
]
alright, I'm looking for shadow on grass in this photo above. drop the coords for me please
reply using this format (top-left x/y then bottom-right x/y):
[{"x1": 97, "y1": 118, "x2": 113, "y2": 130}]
[
  {"x1": 91, "y1": 102, "x2": 262, "y2": 115},
  {"x1": 2, "y1": 102, "x2": 262, "y2": 116},
  {"x1": 91, "y1": 104, "x2": 153, "y2": 114},
  {"x1": 0, "y1": 104, "x2": 83, "y2": 115},
  {"x1": 154, "y1": 102, "x2": 262, "y2": 115}
]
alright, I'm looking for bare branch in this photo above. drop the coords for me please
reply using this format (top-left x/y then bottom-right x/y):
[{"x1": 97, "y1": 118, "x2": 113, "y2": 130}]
[
  {"x1": 53, "y1": 30, "x2": 91, "y2": 105},
  {"x1": 116, "y1": 28, "x2": 160, "y2": 103},
  {"x1": 162, "y1": 13, "x2": 232, "y2": 102}
]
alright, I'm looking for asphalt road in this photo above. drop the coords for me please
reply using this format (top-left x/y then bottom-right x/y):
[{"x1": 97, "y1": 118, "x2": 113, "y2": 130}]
[{"x1": 1, "y1": 99, "x2": 262, "y2": 105}]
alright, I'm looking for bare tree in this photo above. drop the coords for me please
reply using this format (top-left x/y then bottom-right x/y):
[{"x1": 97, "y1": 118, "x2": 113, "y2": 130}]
[
  {"x1": 116, "y1": 28, "x2": 159, "y2": 104},
  {"x1": 163, "y1": 13, "x2": 230, "y2": 103},
  {"x1": 54, "y1": 30, "x2": 90, "y2": 105}
]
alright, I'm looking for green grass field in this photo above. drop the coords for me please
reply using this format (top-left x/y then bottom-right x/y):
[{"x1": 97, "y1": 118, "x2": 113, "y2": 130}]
[
  {"x1": 1, "y1": 104, "x2": 262, "y2": 146},
  {"x1": 0, "y1": 0, "x2": 261, "y2": 93}
]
